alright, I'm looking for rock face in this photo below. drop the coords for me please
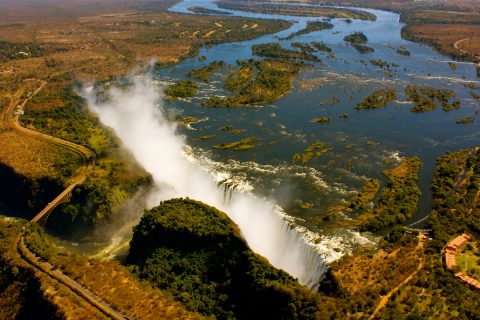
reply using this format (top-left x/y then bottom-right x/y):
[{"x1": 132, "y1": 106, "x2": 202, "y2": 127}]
[{"x1": 127, "y1": 198, "x2": 320, "y2": 320}]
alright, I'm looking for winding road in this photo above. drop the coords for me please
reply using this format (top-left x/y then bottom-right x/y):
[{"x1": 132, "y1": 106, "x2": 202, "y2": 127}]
[
  {"x1": 453, "y1": 38, "x2": 480, "y2": 60},
  {"x1": 5, "y1": 79, "x2": 128, "y2": 320}
]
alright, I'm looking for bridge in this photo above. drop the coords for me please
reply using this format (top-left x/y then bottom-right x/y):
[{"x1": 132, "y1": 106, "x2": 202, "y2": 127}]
[{"x1": 4, "y1": 79, "x2": 128, "y2": 319}]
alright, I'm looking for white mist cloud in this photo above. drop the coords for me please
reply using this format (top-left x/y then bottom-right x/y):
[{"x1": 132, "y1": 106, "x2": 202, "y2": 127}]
[{"x1": 81, "y1": 76, "x2": 326, "y2": 289}]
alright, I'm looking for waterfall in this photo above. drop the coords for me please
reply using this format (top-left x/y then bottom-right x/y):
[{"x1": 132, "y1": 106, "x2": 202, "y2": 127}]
[{"x1": 82, "y1": 77, "x2": 329, "y2": 290}]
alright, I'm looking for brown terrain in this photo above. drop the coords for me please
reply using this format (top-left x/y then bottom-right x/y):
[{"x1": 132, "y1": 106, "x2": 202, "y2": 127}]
[{"x1": 272, "y1": 0, "x2": 480, "y2": 62}]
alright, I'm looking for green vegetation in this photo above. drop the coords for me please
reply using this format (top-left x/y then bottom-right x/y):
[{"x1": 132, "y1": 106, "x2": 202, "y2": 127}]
[
  {"x1": 310, "y1": 117, "x2": 330, "y2": 123},
  {"x1": 0, "y1": 40, "x2": 44, "y2": 63},
  {"x1": 216, "y1": 1, "x2": 376, "y2": 20},
  {"x1": 396, "y1": 47, "x2": 411, "y2": 56},
  {"x1": 344, "y1": 32, "x2": 368, "y2": 44},
  {"x1": 292, "y1": 142, "x2": 332, "y2": 165},
  {"x1": 199, "y1": 135, "x2": 216, "y2": 140},
  {"x1": 165, "y1": 80, "x2": 198, "y2": 98},
  {"x1": 349, "y1": 179, "x2": 380, "y2": 210},
  {"x1": 351, "y1": 43, "x2": 374, "y2": 53},
  {"x1": 448, "y1": 62, "x2": 457, "y2": 71},
  {"x1": 224, "y1": 60, "x2": 255, "y2": 93},
  {"x1": 187, "y1": 6, "x2": 232, "y2": 15},
  {"x1": 355, "y1": 88, "x2": 396, "y2": 109},
  {"x1": 252, "y1": 43, "x2": 319, "y2": 61},
  {"x1": 456, "y1": 117, "x2": 475, "y2": 124},
  {"x1": 471, "y1": 91, "x2": 480, "y2": 100},
  {"x1": 212, "y1": 137, "x2": 259, "y2": 151},
  {"x1": 20, "y1": 79, "x2": 150, "y2": 231},
  {"x1": 406, "y1": 85, "x2": 461, "y2": 112},
  {"x1": 456, "y1": 241, "x2": 480, "y2": 279},
  {"x1": 320, "y1": 96, "x2": 340, "y2": 105},
  {"x1": 291, "y1": 42, "x2": 316, "y2": 54},
  {"x1": 186, "y1": 61, "x2": 226, "y2": 82},
  {"x1": 280, "y1": 21, "x2": 333, "y2": 40},
  {"x1": 429, "y1": 148, "x2": 480, "y2": 249},
  {"x1": 203, "y1": 59, "x2": 304, "y2": 107},
  {"x1": 377, "y1": 148, "x2": 480, "y2": 320},
  {"x1": 369, "y1": 59, "x2": 394, "y2": 69},
  {"x1": 357, "y1": 157, "x2": 421, "y2": 232},
  {"x1": 126, "y1": 198, "x2": 320, "y2": 319},
  {"x1": 176, "y1": 116, "x2": 200, "y2": 126},
  {"x1": 311, "y1": 41, "x2": 332, "y2": 53}
]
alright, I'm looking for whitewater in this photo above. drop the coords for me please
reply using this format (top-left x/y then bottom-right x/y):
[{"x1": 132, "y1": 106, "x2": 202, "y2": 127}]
[{"x1": 82, "y1": 76, "x2": 373, "y2": 290}]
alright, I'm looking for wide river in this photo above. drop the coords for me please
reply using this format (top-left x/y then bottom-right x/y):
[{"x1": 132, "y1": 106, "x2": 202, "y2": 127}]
[
  {"x1": 55, "y1": 0, "x2": 480, "y2": 281},
  {"x1": 162, "y1": 0, "x2": 478, "y2": 230}
]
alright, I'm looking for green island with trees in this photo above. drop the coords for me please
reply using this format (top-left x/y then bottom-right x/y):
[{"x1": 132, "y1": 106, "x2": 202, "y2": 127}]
[
  {"x1": 280, "y1": 21, "x2": 333, "y2": 40},
  {"x1": 344, "y1": 32, "x2": 368, "y2": 44},
  {"x1": 406, "y1": 85, "x2": 461, "y2": 112},
  {"x1": 292, "y1": 141, "x2": 333, "y2": 165},
  {"x1": 252, "y1": 42, "x2": 319, "y2": 61},
  {"x1": 212, "y1": 137, "x2": 259, "y2": 151},
  {"x1": 396, "y1": 47, "x2": 411, "y2": 56},
  {"x1": 186, "y1": 61, "x2": 226, "y2": 82},
  {"x1": 165, "y1": 80, "x2": 198, "y2": 98},
  {"x1": 456, "y1": 117, "x2": 475, "y2": 124},
  {"x1": 355, "y1": 88, "x2": 396, "y2": 109},
  {"x1": 202, "y1": 59, "x2": 305, "y2": 107},
  {"x1": 352, "y1": 43, "x2": 374, "y2": 54},
  {"x1": 187, "y1": 6, "x2": 232, "y2": 15},
  {"x1": 311, "y1": 41, "x2": 332, "y2": 53},
  {"x1": 291, "y1": 42, "x2": 318, "y2": 56}
]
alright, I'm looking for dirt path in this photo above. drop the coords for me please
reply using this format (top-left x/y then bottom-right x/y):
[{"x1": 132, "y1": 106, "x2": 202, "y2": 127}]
[
  {"x1": 368, "y1": 234, "x2": 425, "y2": 320},
  {"x1": 8, "y1": 79, "x2": 129, "y2": 319},
  {"x1": 454, "y1": 38, "x2": 480, "y2": 59}
]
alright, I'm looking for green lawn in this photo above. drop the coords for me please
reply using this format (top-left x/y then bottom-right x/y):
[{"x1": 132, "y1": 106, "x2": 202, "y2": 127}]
[{"x1": 456, "y1": 241, "x2": 480, "y2": 279}]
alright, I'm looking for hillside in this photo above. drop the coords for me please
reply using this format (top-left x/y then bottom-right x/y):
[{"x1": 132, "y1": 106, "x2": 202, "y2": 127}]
[{"x1": 127, "y1": 198, "x2": 321, "y2": 320}]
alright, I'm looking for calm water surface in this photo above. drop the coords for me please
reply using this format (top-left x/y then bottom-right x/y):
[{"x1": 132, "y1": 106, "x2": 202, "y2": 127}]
[{"x1": 160, "y1": 0, "x2": 480, "y2": 234}]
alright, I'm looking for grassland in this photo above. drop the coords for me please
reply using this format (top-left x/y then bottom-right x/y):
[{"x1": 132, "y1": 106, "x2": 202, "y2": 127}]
[{"x1": 456, "y1": 241, "x2": 480, "y2": 279}]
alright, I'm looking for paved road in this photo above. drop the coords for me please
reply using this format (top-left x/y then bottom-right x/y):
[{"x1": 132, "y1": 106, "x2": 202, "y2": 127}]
[{"x1": 9, "y1": 79, "x2": 128, "y2": 320}]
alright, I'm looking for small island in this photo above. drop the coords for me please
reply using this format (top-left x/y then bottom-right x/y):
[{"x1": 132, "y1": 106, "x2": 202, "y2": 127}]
[
  {"x1": 164, "y1": 80, "x2": 198, "y2": 98},
  {"x1": 355, "y1": 89, "x2": 396, "y2": 109}
]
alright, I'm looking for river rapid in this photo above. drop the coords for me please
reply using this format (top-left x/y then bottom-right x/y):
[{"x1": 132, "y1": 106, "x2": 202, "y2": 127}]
[{"x1": 59, "y1": 0, "x2": 479, "y2": 289}]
